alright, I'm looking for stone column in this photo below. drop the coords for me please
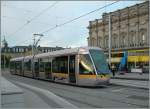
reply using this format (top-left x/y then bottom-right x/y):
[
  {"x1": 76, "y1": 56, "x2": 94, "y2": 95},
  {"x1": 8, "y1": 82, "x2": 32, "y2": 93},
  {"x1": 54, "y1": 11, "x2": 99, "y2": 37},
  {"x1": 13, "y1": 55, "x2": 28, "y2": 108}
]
[
  {"x1": 103, "y1": 22, "x2": 105, "y2": 49},
  {"x1": 137, "y1": 4, "x2": 140, "y2": 47},
  {"x1": 118, "y1": 10, "x2": 121, "y2": 48},
  {"x1": 127, "y1": 7, "x2": 130, "y2": 48},
  {"x1": 89, "y1": 21, "x2": 92, "y2": 46},
  {"x1": 96, "y1": 19, "x2": 99, "y2": 47}
]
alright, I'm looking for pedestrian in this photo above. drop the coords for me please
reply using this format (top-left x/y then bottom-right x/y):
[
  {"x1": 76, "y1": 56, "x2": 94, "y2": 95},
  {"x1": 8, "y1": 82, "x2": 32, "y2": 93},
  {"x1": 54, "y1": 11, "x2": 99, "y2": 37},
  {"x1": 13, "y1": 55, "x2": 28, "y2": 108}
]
[
  {"x1": 139, "y1": 63, "x2": 143, "y2": 75},
  {"x1": 111, "y1": 64, "x2": 115, "y2": 77}
]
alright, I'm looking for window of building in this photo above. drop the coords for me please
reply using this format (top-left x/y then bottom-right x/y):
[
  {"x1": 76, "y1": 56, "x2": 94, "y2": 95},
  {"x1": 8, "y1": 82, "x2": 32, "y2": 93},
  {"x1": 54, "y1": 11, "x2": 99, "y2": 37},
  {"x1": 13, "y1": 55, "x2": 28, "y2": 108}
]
[
  {"x1": 122, "y1": 36, "x2": 126, "y2": 47},
  {"x1": 132, "y1": 36, "x2": 135, "y2": 46},
  {"x1": 130, "y1": 31, "x2": 136, "y2": 46},
  {"x1": 115, "y1": 36, "x2": 119, "y2": 48},
  {"x1": 112, "y1": 35, "x2": 117, "y2": 48},
  {"x1": 104, "y1": 36, "x2": 108, "y2": 48},
  {"x1": 98, "y1": 37, "x2": 101, "y2": 47},
  {"x1": 142, "y1": 34, "x2": 146, "y2": 44},
  {"x1": 106, "y1": 38, "x2": 108, "y2": 48},
  {"x1": 13, "y1": 48, "x2": 15, "y2": 52}
]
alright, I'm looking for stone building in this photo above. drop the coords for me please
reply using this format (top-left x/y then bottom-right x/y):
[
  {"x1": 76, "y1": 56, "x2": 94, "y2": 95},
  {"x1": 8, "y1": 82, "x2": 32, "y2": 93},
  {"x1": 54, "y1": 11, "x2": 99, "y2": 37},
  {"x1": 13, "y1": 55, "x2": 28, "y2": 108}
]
[
  {"x1": 87, "y1": 1, "x2": 149, "y2": 72},
  {"x1": 1, "y1": 38, "x2": 64, "y2": 68}
]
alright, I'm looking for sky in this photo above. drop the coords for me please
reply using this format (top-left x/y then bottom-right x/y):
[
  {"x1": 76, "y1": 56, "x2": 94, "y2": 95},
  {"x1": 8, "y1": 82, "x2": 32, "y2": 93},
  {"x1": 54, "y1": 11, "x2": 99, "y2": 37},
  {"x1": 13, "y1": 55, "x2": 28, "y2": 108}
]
[{"x1": 1, "y1": 0, "x2": 144, "y2": 48}]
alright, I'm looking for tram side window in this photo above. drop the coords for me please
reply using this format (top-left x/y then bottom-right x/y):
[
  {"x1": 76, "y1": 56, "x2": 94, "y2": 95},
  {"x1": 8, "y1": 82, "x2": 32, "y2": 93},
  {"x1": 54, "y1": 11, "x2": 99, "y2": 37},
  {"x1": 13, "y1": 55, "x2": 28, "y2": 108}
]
[
  {"x1": 34, "y1": 60, "x2": 39, "y2": 72},
  {"x1": 79, "y1": 54, "x2": 95, "y2": 75},
  {"x1": 16, "y1": 61, "x2": 22, "y2": 70},
  {"x1": 52, "y1": 58, "x2": 58, "y2": 73},
  {"x1": 69, "y1": 55, "x2": 75, "y2": 73},
  {"x1": 39, "y1": 58, "x2": 50, "y2": 72},
  {"x1": 52, "y1": 56, "x2": 68, "y2": 73},
  {"x1": 40, "y1": 59, "x2": 45, "y2": 72},
  {"x1": 25, "y1": 60, "x2": 31, "y2": 71},
  {"x1": 10, "y1": 61, "x2": 14, "y2": 70},
  {"x1": 45, "y1": 62, "x2": 51, "y2": 72}
]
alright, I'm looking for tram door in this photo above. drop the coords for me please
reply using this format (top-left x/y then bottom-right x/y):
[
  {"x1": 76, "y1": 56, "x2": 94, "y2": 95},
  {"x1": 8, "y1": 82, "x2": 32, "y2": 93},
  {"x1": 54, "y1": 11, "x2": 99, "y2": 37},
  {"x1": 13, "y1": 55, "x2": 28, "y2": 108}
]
[
  {"x1": 34, "y1": 59, "x2": 39, "y2": 78},
  {"x1": 45, "y1": 61, "x2": 52, "y2": 80},
  {"x1": 69, "y1": 55, "x2": 76, "y2": 83}
]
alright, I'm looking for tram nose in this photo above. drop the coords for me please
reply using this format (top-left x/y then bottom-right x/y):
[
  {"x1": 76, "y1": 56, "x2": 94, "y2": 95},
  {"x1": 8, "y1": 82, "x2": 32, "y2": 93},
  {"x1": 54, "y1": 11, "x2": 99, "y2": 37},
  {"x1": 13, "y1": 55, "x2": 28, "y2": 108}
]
[{"x1": 96, "y1": 74, "x2": 110, "y2": 82}]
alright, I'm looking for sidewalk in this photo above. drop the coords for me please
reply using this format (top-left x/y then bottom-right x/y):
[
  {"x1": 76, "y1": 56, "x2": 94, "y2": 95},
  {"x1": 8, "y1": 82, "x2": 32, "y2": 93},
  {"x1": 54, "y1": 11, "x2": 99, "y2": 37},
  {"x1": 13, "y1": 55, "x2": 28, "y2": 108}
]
[
  {"x1": 1, "y1": 77, "x2": 51, "y2": 108},
  {"x1": 1, "y1": 76, "x2": 77, "y2": 108},
  {"x1": 1, "y1": 77, "x2": 24, "y2": 108},
  {"x1": 111, "y1": 72, "x2": 149, "y2": 81}
]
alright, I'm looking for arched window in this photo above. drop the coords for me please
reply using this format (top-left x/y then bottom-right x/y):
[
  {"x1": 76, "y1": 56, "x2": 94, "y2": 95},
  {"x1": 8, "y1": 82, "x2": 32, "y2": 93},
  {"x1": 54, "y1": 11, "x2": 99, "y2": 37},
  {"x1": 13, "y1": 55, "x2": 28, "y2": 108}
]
[
  {"x1": 112, "y1": 34, "x2": 118, "y2": 48},
  {"x1": 120, "y1": 32, "x2": 126, "y2": 47},
  {"x1": 99, "y1": 37, "x2": 102, "y2": 47},
  {"x1": 104, "y1": 36, "x2": 108, "y2": 48},
  {"x1": 142, "y1": 34, "x2": 145, "y2": 43},
  {"x1": 122, "y1": 36, "x2": 126, "y2": 47},
  {"x1": 139, "y1": 29, "x2": 147, "y2": 46},
  {"x1": 129, "y1": 31, "x2": 136, "y2": 47},
  {"x1": 114, "y1": 36, "x2": 117, "y2": 48},
  {"x1": 106, "y1": 38, "x2": 108, "y2": 48}
]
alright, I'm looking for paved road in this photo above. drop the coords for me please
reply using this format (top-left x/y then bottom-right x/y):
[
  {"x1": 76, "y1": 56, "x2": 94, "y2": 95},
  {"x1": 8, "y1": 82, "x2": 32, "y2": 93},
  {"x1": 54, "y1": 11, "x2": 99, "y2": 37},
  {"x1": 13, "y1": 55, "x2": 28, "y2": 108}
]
[{"x1": 2, "y1": 71, "x2": 149, "y2": 108}]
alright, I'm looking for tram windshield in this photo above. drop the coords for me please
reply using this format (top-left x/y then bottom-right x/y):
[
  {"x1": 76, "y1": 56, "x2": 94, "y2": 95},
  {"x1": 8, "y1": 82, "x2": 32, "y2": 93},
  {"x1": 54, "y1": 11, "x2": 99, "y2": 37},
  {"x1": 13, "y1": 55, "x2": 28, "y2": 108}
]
[
  {"x1": 79, "y1": 54, "x2": 95, "y2": 75},
  {"x1": 89, "y1": 49, "x2": 110, "y2": 74}
]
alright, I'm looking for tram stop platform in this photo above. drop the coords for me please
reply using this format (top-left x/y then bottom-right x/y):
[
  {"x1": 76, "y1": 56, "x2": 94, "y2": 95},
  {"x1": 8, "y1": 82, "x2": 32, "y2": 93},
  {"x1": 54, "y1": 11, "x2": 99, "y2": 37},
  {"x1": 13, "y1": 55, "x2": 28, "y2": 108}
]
[
  {"x1": 1, "y1": 77, "x2": 24, "y2": 108},
  {"x1": 111, "y1": 72, "x2": 149, "y2": 81},
  {"x1": 110, "y1": 72, "x2": 149, "y2": 89}
]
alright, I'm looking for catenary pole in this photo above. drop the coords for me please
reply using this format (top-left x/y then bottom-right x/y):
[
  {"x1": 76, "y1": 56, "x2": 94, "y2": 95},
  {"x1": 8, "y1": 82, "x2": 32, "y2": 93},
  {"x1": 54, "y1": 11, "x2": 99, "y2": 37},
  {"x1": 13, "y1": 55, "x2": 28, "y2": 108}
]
[{"x1": 108, "y1": 13, "x2": 112, "y2": 67}]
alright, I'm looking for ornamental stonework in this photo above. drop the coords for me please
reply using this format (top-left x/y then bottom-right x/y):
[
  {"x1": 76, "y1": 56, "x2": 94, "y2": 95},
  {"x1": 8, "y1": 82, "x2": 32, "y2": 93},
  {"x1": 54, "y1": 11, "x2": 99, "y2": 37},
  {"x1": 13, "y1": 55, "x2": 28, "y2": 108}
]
[{"x1": 87, "y1": 1, "x2": 149, "y2": 50}]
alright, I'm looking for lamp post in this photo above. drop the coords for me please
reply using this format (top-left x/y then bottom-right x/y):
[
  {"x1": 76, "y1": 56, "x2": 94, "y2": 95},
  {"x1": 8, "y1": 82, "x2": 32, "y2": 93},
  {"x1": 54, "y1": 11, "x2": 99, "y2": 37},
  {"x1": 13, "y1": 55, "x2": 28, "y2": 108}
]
[
  {"x1": 108, "y1": 14, "x2": 112, "y2": 67},
  {"x1": 31, "y1": 33, "x2": 44, "y2": 77},
  {"x1": 32, "y1": 33, "x2": 44, "y2": 56}
]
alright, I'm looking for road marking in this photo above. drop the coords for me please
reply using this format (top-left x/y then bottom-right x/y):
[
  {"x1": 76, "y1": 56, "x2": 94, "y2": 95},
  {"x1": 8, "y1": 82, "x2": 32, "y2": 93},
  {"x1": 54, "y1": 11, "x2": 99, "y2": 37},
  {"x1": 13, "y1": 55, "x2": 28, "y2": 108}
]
[
  {"x1": 112, "y1": 88, "x2": 124, "y2": 92},
  {"x1": 13, "y1": 82, "x2": 78, "y2": 108}
]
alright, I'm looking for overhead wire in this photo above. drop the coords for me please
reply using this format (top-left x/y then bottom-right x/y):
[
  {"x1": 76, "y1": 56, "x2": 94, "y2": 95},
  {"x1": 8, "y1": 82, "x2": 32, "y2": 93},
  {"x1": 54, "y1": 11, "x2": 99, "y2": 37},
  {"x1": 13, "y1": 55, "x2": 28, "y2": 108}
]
[
  {"x1": 41, "y1": 1, "x2": 119, "y2": 34},
  {"x1": 7, "y1": 1, "x2": 59, "y2": 38},
  {"x1": 2, "y1": 15, "x2": 55, "y2": 26},
  {"x1": 12, "y1": 1, "x2": 120, "y2": 46}
]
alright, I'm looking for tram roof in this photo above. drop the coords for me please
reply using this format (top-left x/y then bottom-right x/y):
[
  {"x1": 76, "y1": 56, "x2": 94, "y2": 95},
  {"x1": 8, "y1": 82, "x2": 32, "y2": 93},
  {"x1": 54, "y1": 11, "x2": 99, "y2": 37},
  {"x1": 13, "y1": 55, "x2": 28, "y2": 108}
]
[
  {"x1": 10, "y1": 56, "x2": 24, "y2": 61},
  {"x1": 34, "y1": 47, "x2": 102, "y2": 58},
  {"x1": 10, "y1": 47, "x2": 102, "y2": 61}
]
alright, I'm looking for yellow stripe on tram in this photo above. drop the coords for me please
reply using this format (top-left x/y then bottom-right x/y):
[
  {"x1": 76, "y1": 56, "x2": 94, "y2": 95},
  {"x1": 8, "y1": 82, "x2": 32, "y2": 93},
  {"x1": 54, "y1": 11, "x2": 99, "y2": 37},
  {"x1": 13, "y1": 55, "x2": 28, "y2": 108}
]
[
  {"x1": 79, "y1": 75, "x2": 96, "y2": 79},
  {"x1": 53, "y1": 73, "x2": 68, "y2": 78}
]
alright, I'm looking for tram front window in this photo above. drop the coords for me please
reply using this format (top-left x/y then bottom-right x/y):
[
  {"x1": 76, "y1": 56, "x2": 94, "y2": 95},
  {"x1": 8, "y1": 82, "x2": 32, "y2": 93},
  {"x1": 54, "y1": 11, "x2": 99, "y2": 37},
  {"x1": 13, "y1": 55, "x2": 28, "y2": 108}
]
[
  {"x1": 89, "y1": 49, "x2": 110, "y2": 74},
  {"x1": 79, "y1": 54, "x2": 95, "y2": 75}
]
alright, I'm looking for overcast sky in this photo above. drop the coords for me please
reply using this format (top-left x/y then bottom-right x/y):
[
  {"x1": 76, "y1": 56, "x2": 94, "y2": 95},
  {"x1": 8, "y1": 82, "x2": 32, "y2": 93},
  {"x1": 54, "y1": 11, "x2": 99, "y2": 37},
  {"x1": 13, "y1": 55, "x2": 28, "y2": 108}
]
[{"x1": 1, "y1": 1, "x2": 144, "y2": 48}]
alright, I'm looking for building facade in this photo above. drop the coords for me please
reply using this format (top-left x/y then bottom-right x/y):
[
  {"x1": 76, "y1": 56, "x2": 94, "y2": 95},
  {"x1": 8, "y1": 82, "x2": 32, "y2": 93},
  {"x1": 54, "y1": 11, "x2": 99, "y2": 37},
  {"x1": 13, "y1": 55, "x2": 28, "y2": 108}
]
[
  {"x1": 87, "y1": 1, "x2": 149, "y2": 72},
  {"x1": 1, "y1": 38, "x2": 64, "y2": 68}
]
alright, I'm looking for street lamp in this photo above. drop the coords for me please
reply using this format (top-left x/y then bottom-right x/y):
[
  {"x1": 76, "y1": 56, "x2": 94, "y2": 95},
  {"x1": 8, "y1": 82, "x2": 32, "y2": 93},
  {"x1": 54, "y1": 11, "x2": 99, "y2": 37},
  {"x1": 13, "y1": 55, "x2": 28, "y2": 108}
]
[
  {"x1": 32, "y1": 33, "x2": 44, "y2": 77},
  {"x1": 108, "y1": 14, "x2": 112, "y2": 67},
  {"x1": 32, "y1": 33, "x2": 44, "y2": 56}
]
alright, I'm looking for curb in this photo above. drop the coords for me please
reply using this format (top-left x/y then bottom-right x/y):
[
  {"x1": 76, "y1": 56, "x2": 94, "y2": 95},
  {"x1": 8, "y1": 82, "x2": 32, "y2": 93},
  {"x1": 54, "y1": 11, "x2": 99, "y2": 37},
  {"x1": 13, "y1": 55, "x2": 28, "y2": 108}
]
[
  {"x1": 111, "y1": 77, "x2": 149, "y2": 81},
  {"x1": 110, "y1": 83, "x2": 149, "y2": 90}
]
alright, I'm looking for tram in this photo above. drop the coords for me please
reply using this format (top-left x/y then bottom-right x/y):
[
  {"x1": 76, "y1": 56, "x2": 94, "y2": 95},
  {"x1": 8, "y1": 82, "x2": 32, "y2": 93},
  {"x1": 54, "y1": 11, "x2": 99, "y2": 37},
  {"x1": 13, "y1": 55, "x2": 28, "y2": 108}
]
[{"x1": 10, "y1": 47, "x2": 111, "y2": 86}]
